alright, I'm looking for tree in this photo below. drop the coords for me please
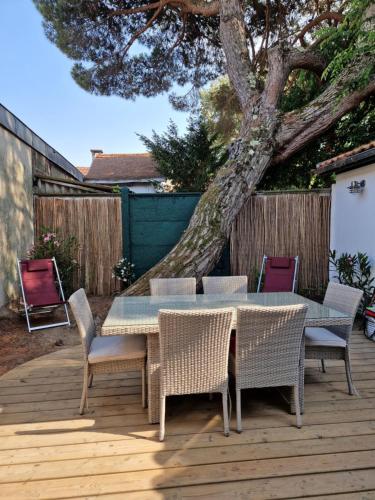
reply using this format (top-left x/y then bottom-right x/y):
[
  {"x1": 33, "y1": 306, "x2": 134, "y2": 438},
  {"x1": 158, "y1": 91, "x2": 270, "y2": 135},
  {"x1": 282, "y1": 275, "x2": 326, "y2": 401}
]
[
  {"x1": 35, "y1": 0, "x2": 375, "y2": 295},
  {"x1": 201, "y1": 72, "x2": 375, "y2": 191},
  {"x1": 139, "y1": 115, "x2": 226, "y2": 192}
]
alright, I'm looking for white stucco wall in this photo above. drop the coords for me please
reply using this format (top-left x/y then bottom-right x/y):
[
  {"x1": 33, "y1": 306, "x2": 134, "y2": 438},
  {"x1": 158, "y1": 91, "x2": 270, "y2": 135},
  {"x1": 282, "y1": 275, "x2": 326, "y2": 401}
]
[{"x1": 330, "y1": 162, "x2": 375, "y2": 277}]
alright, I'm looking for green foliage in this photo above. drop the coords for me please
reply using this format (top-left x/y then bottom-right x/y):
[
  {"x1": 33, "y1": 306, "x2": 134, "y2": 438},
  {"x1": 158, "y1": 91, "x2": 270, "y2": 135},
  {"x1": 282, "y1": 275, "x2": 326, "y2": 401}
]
[
  {"x1": 34, "y1": 0, "x2": 352, "y2": 107},
  {"x1": 139, "y1": 115, "x2": 227, "y2": 192},
  {"x1": 27, "y1": 228, "x2": 79, "y2": 296},
  {"x1": 329, "y1": 250, "x2": 375, "y2": 310},
  {"x1": 200, "y1": 76, "x2": 242, "y2": 145},
  {"x1": 34, "y1": 0, "x2": 224, "y2": 104},
  {"x1": 112, "y1": 257, "x2": 136, "y2": 288},
  {"x1": 201, "y1": 73, "x2": 374, "y2": 190},
  {"x1": 260, "y1": 97, "x2": 375, "y2": 190},
  {"x1": 319, "y1": 0, "x2": 375, "y2": 92}
]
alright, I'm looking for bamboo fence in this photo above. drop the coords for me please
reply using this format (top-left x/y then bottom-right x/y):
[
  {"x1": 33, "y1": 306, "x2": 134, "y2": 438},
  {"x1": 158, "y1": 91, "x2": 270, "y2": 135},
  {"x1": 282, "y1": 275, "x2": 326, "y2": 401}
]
[
  {"x1": 34, "y1": 190, "x2": 330, "y2": 297},
  {"x1": 34, "y1": 196, "x2": 122, "y2": 295},
  {"x1": 230, "y1": 191, "x2": 331, "y2": 293}
]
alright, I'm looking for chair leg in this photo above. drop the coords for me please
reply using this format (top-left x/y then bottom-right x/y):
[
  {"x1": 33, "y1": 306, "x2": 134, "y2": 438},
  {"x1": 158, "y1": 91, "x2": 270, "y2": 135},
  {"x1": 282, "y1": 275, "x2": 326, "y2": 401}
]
[
  {"x1": 222, "y1": 391, "x2": 230, "y2": 437},
  {"x1": 321, "y1": 359, "x2": 326, "y2": 373},
  {"x1": 293, "y1": 384, "x2": 302, "y2": 428},
  {"x1": 236, "y1": 388, "x2": 242, "y2": 433},
  {"x1": 88, "y1": 374, "x2": 94, "y2": 388},
  {"x1": 141, "y1": 366, "x2": 147, "y2": 409},
  {"x1": 159, "y1": 396, "x2": 166, "y2": 441},
  {"x1": 80, "y1": 364, "x2": 89, "y2": 415},
  {"x1": 345, "y1": 348, "x2": 358, "y2": 396}
]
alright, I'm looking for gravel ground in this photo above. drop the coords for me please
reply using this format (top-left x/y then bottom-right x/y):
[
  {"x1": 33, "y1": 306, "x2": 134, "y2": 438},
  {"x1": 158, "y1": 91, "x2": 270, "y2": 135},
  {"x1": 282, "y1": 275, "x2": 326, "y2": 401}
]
[{"x1": 0, "y1": 296, "x2": 113, "y2": 376}]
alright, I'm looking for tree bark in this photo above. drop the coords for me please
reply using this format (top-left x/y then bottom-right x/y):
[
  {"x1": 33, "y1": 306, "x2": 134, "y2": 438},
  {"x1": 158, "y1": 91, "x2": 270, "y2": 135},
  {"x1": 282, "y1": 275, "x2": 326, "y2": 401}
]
[{"x1": 123, "y1": 2, "x2": 374, "y2": 296}]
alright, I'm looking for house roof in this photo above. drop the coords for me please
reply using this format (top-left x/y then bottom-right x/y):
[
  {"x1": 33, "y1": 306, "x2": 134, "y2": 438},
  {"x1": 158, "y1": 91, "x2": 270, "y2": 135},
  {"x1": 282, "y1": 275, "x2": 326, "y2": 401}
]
[
  {"x1": 315, "y1": 141, "x2": 375, "y2": 175},
  {"x1": 77, "y1": 166, "x2": 90, "y2": 176},
  {"x1": 85, "y1": 153, "x2": 162, "y2": 182}
]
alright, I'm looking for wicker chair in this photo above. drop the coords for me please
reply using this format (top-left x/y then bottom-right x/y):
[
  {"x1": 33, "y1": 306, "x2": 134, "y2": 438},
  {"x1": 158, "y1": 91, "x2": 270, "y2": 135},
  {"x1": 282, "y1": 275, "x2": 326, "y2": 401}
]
[
  {"x1": 305, "y1": 282, "x2": 363, "y2": 395},
  {"x1": 150, "y1": 277, "x2": 196, "y2": 296},
  {"x1": 158, "y1": 308, "x2": 234, "y2": 441},
  {"x1": 202, "y1": 276, "x2": 248, "y2": 294},
  {"x1": 69, "y1": 289, "x2": 147, "y2": 414},
  {"x1": 233, "y1": 304, "x2": 308, "y2": 432}
]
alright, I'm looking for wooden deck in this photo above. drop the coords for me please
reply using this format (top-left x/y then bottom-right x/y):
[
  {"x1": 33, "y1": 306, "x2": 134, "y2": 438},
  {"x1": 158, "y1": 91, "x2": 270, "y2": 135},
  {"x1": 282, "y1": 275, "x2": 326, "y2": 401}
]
[{"x1": 1, "y1": 330, "x2": 375, "y2": 499}]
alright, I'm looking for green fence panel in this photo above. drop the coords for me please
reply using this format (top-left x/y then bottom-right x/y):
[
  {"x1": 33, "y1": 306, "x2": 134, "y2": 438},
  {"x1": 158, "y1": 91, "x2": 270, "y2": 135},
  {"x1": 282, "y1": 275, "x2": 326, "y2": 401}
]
[{"x1": 122, "y1": 189, "x2": 229, "y2": 279}]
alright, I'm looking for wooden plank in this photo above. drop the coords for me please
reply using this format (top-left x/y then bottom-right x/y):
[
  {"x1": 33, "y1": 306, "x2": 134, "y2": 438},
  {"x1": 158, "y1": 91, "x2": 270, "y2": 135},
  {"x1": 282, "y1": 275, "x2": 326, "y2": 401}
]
[
  {"x1": 113, "y1": 472, "x2": 375, "y2": 500},
  {"x1": 0, "y1": 381, "x2": 142, "y2": 403},
  {"x1": 0, "y1": 330, "x2": 374, "y2": 499},
  {"x1": 2, "y1": 420, "x2": 375, "y2": 465},
  {"x1": 0, "y1": 450, "x2": 374, "y2": 498},
  {"x1": 2, "y1": 434, "x2": 375, "y2": 483}
]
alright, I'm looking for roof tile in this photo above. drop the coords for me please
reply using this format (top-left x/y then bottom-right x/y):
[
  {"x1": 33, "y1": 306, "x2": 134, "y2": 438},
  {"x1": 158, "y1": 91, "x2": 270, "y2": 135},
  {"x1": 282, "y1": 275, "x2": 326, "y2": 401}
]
[
  {"x1": 317, "y1": 141, "x2": 375, "y2": 170},
  {"x1": 85, "y1": 153, "x2": 162, "y2": 181}
]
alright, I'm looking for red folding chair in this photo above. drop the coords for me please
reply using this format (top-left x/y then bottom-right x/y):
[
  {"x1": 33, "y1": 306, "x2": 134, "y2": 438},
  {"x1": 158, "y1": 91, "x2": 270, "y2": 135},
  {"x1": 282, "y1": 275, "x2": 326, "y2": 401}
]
[
  {"x1": 17, "y1": 257, "x2": 70, "y2": 333},
  {"x1": 257, "y1": 255, "x2": 299, "y2": 293}
]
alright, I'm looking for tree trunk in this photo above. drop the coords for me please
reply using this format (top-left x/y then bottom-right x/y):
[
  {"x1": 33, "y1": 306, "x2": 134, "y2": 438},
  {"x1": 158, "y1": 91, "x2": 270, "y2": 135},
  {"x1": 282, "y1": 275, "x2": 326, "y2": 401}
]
[
  {"x1": 123, "y1": 0, "x2": 374, "y2": 296},
  {"x1": 124, "y1": 114, "x2": 278, "y2": 295}
]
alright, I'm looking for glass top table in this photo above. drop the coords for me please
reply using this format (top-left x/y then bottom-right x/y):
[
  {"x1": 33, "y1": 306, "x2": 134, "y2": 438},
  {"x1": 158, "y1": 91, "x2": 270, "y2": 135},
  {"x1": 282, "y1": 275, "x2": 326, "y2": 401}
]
[
  {"x1": 102, "y1": 292, "x2": 352, "y2": 424},
  {"x1": 102, "y1": 292, "x2": 352, "y2": 335}
]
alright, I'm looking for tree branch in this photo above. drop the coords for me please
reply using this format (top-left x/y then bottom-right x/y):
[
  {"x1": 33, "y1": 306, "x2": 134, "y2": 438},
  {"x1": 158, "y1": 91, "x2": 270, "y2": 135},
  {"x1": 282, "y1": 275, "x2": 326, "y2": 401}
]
[
  {"x1": 219, "y1": 0, "x2": 255, "y2": 113},
  {"x1": 109, "y1": 0, "x2": 219, "y2": 18},
  {"x1": 260, "y1": 45, "x2": 326, "y2": 115},
  {"x1": 274, "y1": 75, "x2": 375, "y2": 165},
  {"x1": 288, "y1": 47, "x2": 326, "y2": 75},
  {"x1": 294, "y1": 11, "x2": 343, "y2": 47},
  {"x1": 121, "y1": 4, "x2": 164, "y2": 58}
]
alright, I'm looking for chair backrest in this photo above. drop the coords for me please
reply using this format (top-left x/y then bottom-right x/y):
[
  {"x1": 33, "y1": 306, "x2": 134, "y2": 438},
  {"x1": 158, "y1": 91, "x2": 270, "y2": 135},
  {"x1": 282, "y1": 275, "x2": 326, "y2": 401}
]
[
  {"x1": 150, "y1": 278, "x2": 196, "y2": 296},
  {"x1": 158, "y1": 308, "x2": 234, "y2": 396},
  {"x1": 323, "y1": 282, "x2": 363, "y2": 340},
  {"x1": 260, "y1": 256, "x2": 298, "y2": 293},
  {"x1": 202, "y1": 276, "x2": 248, "y2": 294},
  {"x1": 68, "y1": 289, "x2": 96, "y2": 360},
  {"x1": 235, "y1": 304, "x2": 308, "y2": 388},
  {"x1": 18, "y1": 258, "x2": 61, "y2": 307},
  {"x1": 324, "y1": 282, "x2": 363, "y2": 319}
]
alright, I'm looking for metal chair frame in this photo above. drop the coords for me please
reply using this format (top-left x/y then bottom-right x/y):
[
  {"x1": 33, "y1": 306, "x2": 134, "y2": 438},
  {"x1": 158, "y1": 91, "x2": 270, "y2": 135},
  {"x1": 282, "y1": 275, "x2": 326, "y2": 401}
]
[
  {"x1": 257, "y1": 255, "x2": 299, "y2": 293},
  {"x1": 17, "y1": 257, "x2": 70, "y2": 333}
]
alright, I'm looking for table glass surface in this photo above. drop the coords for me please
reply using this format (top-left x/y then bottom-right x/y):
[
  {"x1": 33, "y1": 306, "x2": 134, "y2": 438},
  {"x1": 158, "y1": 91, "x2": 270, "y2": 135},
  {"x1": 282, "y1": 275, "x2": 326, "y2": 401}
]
[{"x1": 103, "y1": 293, "x2": 351, "y2": 329}]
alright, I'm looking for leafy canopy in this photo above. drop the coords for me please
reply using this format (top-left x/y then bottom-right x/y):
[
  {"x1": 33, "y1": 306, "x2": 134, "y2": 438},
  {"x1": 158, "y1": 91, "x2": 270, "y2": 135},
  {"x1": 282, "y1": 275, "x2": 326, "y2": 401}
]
[
  {"x1": 34, "y1": 0, "x2": 355, "y2": 108},
  {"x1": 139, "y1": 115, "x2": 226, "y2": 192}
]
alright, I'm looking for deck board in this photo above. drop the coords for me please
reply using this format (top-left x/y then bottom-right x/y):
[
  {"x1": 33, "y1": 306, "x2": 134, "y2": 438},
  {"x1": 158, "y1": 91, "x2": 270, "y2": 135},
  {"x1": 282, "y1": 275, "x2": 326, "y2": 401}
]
[{"x1": 1, "y1": 330, "x2": 375, "y2": 499}]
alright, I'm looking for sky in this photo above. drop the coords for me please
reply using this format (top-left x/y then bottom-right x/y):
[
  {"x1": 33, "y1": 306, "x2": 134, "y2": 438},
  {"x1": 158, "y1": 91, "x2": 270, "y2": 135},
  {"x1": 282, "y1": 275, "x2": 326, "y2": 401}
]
[{"x1": 0, "y1": 0, "x2": 188, "y2": 167}]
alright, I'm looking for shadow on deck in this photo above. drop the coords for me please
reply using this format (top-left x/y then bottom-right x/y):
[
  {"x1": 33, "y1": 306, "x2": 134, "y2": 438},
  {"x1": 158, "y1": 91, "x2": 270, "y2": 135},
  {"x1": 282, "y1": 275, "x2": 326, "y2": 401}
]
[{"x1": 1, "y1": 330, "x2": 375, "y2": 498}]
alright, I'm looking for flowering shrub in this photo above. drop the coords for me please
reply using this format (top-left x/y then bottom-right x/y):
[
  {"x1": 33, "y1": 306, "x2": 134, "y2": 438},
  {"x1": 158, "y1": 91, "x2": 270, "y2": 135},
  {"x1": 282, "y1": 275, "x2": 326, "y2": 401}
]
[
  {"x1": 329, "y1": 250, "x2": 375, "y2": 311},
  {"x1": 27, "y1": 227, "x2": 79, "y2": 296},
  {"x1": 112, "y1": 258, "x2": 136, "y2": 288}
]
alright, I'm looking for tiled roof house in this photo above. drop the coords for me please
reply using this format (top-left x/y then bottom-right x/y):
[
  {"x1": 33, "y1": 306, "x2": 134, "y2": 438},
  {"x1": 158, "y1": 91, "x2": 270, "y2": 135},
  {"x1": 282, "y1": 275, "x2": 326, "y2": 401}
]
[{"x1": 83, "y1": 150, "x2": 165, "y2": 193}]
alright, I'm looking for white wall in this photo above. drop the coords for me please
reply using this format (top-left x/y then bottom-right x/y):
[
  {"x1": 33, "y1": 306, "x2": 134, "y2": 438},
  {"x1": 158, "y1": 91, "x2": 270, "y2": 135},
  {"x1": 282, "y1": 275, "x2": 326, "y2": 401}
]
[
  {"x1": 128, "y1": 182, "x2": 160, "y2": 193},
  {"x1": 330, "y1": 162, "x2": 375, "y2": 276}
]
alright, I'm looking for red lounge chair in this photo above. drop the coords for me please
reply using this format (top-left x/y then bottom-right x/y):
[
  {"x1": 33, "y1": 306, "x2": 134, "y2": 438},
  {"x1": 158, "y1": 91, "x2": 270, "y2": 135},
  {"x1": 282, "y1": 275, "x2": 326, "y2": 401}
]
[
  {"x1": 257, "y1": 255, "x2": 299, "y2": 293},
  {"x1": 17, "y1": 257, "x2": 70, "y2": 333}
]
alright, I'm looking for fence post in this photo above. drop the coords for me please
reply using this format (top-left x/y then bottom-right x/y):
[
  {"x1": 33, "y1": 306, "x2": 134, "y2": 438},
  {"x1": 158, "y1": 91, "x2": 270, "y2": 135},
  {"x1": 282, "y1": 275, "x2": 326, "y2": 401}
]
[{"x1": 121, "y1": 188, "x2": 132, "y2": 262}]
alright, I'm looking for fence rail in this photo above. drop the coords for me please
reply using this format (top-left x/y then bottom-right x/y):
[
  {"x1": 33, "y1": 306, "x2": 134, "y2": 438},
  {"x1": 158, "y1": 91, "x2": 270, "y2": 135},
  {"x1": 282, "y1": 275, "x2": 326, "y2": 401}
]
[
  {"x1": 34, "y1": 196, "x2": 122, "y2": 295},
  {"x1": 230, "y1": 191, "x2": 331, "y2": 293}
]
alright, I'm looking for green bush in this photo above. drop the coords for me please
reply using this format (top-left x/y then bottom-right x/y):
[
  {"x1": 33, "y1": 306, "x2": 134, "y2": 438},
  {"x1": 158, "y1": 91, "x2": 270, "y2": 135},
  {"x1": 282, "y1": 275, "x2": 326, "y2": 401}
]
[
  {"x1": 329, "y1": 250, "x2": 375, "y2": 311},
  {"x1": 27, "y1": 227, "x2": 79, "y2": 297}
]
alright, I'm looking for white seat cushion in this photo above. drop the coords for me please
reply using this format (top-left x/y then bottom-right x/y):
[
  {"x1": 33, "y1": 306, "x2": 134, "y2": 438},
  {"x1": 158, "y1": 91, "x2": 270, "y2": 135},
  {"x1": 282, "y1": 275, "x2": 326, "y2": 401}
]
[
  {"x1": 305, "y1": 327, "x2": 346, "y2": 348},
  {"x1": 88, "y1": 335, "x2": 146, "y2": 364}
]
